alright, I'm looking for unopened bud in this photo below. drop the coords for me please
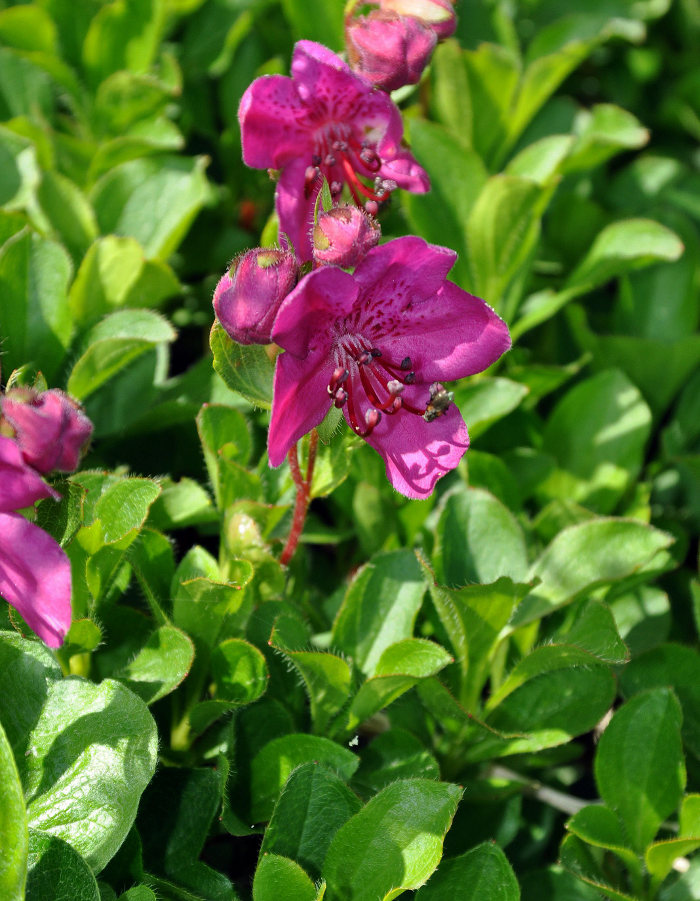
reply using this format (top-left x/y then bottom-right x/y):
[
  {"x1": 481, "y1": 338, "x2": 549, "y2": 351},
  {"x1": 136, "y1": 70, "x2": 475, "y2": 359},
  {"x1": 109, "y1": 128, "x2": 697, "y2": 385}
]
[
  {"x1": 1, "y1": 388, "x2": 93, "y2": 474},
  {"x1": 346, "y1": 10, "x2": 437, "y2": 92},
  {"x1": 380, "y1": 0, "x2": 457, "y2": 39},
  {"x1": 213, "y1": 248, "x2": 298, "y2": 345},
  {"x1": 313, "y1": 205, "x2": 381, "y2": 268}
]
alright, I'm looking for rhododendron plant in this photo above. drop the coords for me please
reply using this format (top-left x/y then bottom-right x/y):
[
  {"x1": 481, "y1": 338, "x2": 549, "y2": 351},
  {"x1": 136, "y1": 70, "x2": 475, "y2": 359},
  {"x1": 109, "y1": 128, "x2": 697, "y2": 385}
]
[
  {"x1": 267, "y1": 236, "x2": 510, "y2": 498},
  {"x1": 238, "y1": 40, "x2": 429, "y2": 259}
]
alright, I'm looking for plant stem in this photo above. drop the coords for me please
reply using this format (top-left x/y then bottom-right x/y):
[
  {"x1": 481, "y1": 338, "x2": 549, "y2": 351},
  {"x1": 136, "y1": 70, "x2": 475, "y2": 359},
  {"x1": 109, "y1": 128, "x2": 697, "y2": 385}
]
[{"x1": 280, "y1": 430, "x2": 319, "y2": 566}]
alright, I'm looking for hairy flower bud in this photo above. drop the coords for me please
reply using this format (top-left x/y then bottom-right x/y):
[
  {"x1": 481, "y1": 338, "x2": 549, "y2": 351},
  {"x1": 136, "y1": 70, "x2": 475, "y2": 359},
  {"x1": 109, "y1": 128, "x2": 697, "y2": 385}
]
[
  {"x1": 1, "y1": 388, "x2": 93, "y2": 474},
  {"x1": 213, "y1": 248, "x2": 298, "y2": 345},
  {"x1": 313, "y1": 205, "x2": 381, "y2": 268},
  {"x1": 380, "y1": 0, "x2": 457, "y2": 38},
  {"x1": 346, "y1": 10, "x2": 436, "y2": 92}
]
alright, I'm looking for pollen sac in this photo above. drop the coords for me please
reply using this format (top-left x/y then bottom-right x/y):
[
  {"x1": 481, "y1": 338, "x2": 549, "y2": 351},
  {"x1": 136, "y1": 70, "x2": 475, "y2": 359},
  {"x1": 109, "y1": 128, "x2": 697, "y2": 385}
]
[
  {"x1": 313, "y1": 205, "x2": 381, "y2": 269},
  {"x1": 213, "y1": 247, "x2": 298, "y2": 345},
  {"x1": 345, "y1": 10, "x2": 437, "y2": 93},
  {"x1": 423, "y1": 382, "x2": 454, "y2": 422}
]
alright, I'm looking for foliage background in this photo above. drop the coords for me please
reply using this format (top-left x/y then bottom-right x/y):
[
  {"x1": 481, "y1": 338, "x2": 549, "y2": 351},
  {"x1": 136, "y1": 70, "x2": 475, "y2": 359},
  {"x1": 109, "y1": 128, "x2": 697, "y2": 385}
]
[{"x1": 1, "y1": 0, "x2": 699, "y2": 899}]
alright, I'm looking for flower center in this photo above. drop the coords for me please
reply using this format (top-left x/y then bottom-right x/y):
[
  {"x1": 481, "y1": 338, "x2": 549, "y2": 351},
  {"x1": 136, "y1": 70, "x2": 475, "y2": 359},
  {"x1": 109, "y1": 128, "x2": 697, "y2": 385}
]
[
  {"x1": 327, "y1": 334, "x2": 453, "y2": 436},
  {"x1": 306, "y1": 124, "x2": 396, "y2": 213}
]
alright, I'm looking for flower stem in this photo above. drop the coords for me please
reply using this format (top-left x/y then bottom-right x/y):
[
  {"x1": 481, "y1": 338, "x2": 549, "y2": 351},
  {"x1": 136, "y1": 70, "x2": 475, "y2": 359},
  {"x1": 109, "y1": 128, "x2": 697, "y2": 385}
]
[{"x1": 280, "y1": 430, "x2": 319, "y2": 566}]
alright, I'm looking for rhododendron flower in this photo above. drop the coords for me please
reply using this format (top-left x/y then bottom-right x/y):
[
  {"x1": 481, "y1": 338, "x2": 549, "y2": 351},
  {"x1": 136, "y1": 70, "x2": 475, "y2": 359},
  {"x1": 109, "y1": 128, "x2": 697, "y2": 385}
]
[
  {"x1": 0, "y1": 436, "x2": 70, "y2": 647},
  {"x1": 1, "y1": 387, "x2": 93, "y2": 474},
  {"x1": 313, "y1": 205, "x2": 380, "y2": 268},
  {"x1": 214, "y1": 247, "x2": 299, "y2": 345},
  {"x1": 346, "y1": 11, "x2": 437, "y2": 92},
  {"x1": 267, "y1": 237, "x2": 511, "y2": 498},
  {"x1": 239, "y1": 40, "x2": 429, "y2": 260}
]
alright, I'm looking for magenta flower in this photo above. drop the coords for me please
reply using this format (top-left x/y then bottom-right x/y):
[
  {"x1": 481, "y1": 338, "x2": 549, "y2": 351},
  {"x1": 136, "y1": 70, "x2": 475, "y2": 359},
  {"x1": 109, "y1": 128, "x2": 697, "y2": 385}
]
[
  {"x1": 267, "y1": 237, "x2": 511, "y2": 498},
  {"x1": 346, "y1": 11, "x2": 437, "y2": 92},
  {"x1": 0, "y1": 436, "x2": 70, "y2": 647},
  {"x1": 238, "y1": 40, "x2": 429, "y2": 260},
  {"x1": 380, "y1": 0, "x2": 457, "y2": 38},
  {"x1": 1, "y1": 388, "x2": 93, "y2": 474}
]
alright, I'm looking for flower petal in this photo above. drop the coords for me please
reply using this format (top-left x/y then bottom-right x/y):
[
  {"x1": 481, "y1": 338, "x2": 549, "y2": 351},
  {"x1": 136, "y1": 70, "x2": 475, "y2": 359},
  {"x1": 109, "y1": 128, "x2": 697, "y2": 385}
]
[
  {"x1": 276, "y1": 157, "x2": 321, "y2": 262},
  {"x1": 363, "y1": 405, "x2": 469, "y2": 499},
  {"x1": 353, "y1": 236, "x2": 457, "y2": 304},
  {"x1": 0, "y1": 436, "x2": 57, "y2": 512},
  {"x1": 0, "y1": 512, "x2": 72, "y2": 647},
  {"x1": 239, "y1": 74, "x2": 311, "y2": 169},
  {"x1": 272, "y1": 265, "x2": 359, "y2": 358},
  {"x1": 378, "y1": 148, "x2": 430, "y2": 193},
  {"x1": 268, "y1": 352, "x2": 333, "y2": 467},
  {"x1": 378, "y1": 280, "x2": 511, "y2": 381}
]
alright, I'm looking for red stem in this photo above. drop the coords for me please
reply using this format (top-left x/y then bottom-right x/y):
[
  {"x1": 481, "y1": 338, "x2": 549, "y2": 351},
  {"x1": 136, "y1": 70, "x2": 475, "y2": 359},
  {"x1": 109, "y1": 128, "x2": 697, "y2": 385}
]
[{"x1": 280, "y1": 430, "x2": 319, "y2": 566}]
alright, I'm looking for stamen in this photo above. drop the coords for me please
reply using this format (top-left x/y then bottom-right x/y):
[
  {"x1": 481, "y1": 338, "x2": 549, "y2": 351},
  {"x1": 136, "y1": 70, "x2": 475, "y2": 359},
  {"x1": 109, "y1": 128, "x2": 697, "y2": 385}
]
[{"x1": 400, "y1": 357, "x2": 412, "y2": 370}]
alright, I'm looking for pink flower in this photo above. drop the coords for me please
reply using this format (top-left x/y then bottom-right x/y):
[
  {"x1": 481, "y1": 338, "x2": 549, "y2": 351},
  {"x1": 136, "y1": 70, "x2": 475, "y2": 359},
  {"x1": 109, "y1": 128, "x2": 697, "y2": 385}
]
[
  {"x1": 380, "y1": 0, "x2": 457, "y2": 38},
  {"x1": 213, "y1": 247, "x2": 299, "y2": 345},
  {"x1": 0, "y1": 512, "x2": 72, "y2": 648},
  {"x1": 267, "y1": 237, "x2": 511, "y2": 498},
  {"x1": 1, "y1": 388, "x2": 92, "y2": 474},
  {"x1": 313, "y1": 205, "x2": 381, "y2": 268},
  {"x1": 238, "y1": 40, "x2": 429, "y2": 260},
  {"x1": 346, "y1": 11, "x2": 436, "y2": 92},
  {"x1": 0, "y1": 436, "x2": 70, "y2": 647}
]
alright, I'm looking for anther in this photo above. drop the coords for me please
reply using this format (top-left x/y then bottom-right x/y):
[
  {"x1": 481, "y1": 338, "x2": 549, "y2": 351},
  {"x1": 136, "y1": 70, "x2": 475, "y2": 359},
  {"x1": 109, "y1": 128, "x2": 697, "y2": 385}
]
[
  {"x1": 365, "y1": 408, "x2": 381, "y2": 431},
  {"x1": 370, "y1": 348, "x2": 382, "y2": 358},
  {"x1": 365, "y1": 200, "x2": 379, "y2": 216},
  {"x1": 404, "y1": 372, "x2": 416, "y2": 384},
  {"x1": 334, "y1": 388, "x2": 347, "y2": 408},
  {"x1": 357, "y1": 351, "x2": 372, "y2": 365},
  {"x1": 387, "y1": 380, "x2": 403, "y2": 396},
  {"x1": 400, "y1": 357, "x2": 412, "y2": 370}
]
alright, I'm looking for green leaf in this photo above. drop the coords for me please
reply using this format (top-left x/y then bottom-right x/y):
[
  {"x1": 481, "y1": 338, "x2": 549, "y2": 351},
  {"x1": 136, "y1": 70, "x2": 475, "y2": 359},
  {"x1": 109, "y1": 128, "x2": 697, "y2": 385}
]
[
  {"x1": 253, "y1": 854, "x2": 318, "y2": 901},
  {"x1": 505, "y1": 134, "x2": 575, "y2": 184},
  {"x1": 595, "y1": 688, "x2": 685, "y2": 853},
  {"x1": 26, "y1": 830, "x2": 99, "y2": 901},
  {"x1": 260, "y1": 762, "x2": 361, "y2": 878},
  {"x1": 197, "y1": 403, "x2": 252, "y2": 508},
  {"x1": 35, "y1": 478, "x2": 86, "y2": 548},
  {"x1": 23, "y1": 678, "x2": 158, "y2": 871},
  {"x1": 91, "y1": 155, "x2": 210, "y2": 260},
  {"x1": 77, "y1": 476, "x2": 162, "y2": 554},
  {"x1": 415, "y1": 841, "x2": 519, "y2": 899},
  {"x1": 462, "y1": 43, "x2": 520, "y2": 164},
  {"x1": 466, "y1": 174, "x2": 552, "y2": 308},
  {"x1": 353, "y1": 730, "x2": 440, "y2": 798},
  {"x1": 0, "y1": 228, "x2": 72, "y2": 381},
  {"x1": 566, "y1": 219, "x2": 684, "y2": 295},
  {"x1": 67, "y1": 309, "x2": 176, "y2": 401},
  {"x1": 563, "y1": 104, "x2": 649, "y2": 172},
  {"x1": 430, "y1": 40, "x2": 473, "y2": 147},
  {"x1": 210, "y1": 321, "x2": 274, "y2": 410},
  {"x1": 82, "y1": 0, "x2": 164, "y2": 86},
  {"x1": 37, "y1": 170, "x2": 98, "y2": 262},
  {"x1": 566, "y1": 804, "x2": 640, "y2": 873},
  {"x1": 0, "y1": 6, "x2": 57, "y2": 54},
  {"x1": 540, "y1": 369, "x2": 652, "y2": 513},
  {"x1": 332, "y1": 550, "x2": 426, "y2": 676},
  {"x1": 557, "y1": 600, "x2": 629, "y2": 665},
  {"x1": 433, "y1": 488, "x2": 528, "y2": 587},
  {"x1": 250, "y1": 734, "x2": 359, "y2": 823},
  {"x1": 323, "y1": 779, "x2": 462, "y2": 901},
  {"x1": 0, "y1": 720, "x2": 27, "y2": 901},
  {"x1": 210, "y1": 638, "x2": 268, "y2": 704},
  {"x1": 148, "y1": 477, "x2": 217, "y2": 530},
  {"x1": 560, "y1": 833, "x2": 638, "y2": 901},
  {"x1": 115, "y1": 625, "x2": 194, "y2": 705},
  {"x1": 512, "y1": 518, "x2": 674, "y2": 627},
  {"x1": 620, "y1": 644, "x2": 700, "y2": 760},
  {"x1": 280, "y1": 0, "x2": 343, "y2": 49},
  {"x1": 68, "y1": 236, "x2": 180, "y2": 326},
  {"x1": 454, "y1": 377, "x2": 529, "y2": 439},
  {"x1": 646, "y1": 837, "x2": 700, "y2": 893}
]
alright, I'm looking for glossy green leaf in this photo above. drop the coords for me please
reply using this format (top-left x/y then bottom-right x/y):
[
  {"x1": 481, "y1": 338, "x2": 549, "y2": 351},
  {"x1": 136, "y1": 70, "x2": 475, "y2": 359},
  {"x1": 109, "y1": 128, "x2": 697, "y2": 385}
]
[
  {"x1": 454, "y1": 377, "x2": 529, "y2": 439},
  {"x1": 433, "y1": 488, "x2": 528, "y2": 587},
  {"x1": 260, "y1": 762, "x2": 361, "y2": 877},
  {"x1": 115, "y1": 625, "x2": 194, "y2": 704},
  {"x1": 332, "y1": 550, "x2": 426, "y2": 676},
  {"x1": 211, "y1": 637, "x2": 268, "y2": 704},
  {"x1": 556, "y1": 600, "x2": 629, "y2": 665},
  {"x1": 82, "y1": 0, "x2": 163, "y2": 85},
  {"x1": 595, "y1": 688, "x2": 685, "y2": 853},
  {"x1": 415, "y1": 841, "x2": 519, "y2": 900},
  {"x1": 280, "y1": 0, "x2": 344, "y2": 49},
  {"x1": 91, "y1": 155, "x2": 210, "y2": 259},
  {"x1": 23, "y1": 678, "x2": 158, "y2": 871},
  {"x1": 353, "y1": 730, "x2": 440, "y2": 798},
  {"x1": 250, "y1": 734, "x2": 359, "y2": 823},
  {"x1": 560, "y1": 833, "x2": 637, "y2": 901},
  {"x1": 253, "y1": 854, "x2": 318, "y2": 901},
  {"x1": 26, "y1": 830, "x2": 99, "y2": 901},
  {"x1": 566, "y1": 804, "x2": 640, "y2": 873},
  {"x1": 513, "y1": 518, "x2": 674, "y2": 627},
  {"x1": 210, "y1": 321, "x2": 274, "y2": 410},
  {"x1": 323, "y1": 779, "x2": 462, "y2": 901},
  {"x1": 0, "y1": 719, "x2": 27, "y2": 901},
  {"x1": 564, "y1": 104, "x2": 649, "y2": 172}
]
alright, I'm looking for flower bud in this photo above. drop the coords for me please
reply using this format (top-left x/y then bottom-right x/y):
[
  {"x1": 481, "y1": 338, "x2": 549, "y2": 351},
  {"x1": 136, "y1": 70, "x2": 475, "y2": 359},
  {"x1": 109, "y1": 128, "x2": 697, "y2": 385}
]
[
  {"x1": 313, "y1": 205, "x2": 381, "y2": 268},
  {"x1": 213, "y1": 248, "x2": 298, "y2": 345},
  {"x1": 380, "y1": 0, "x2": 457, "y2": 39},
  {"x1": 346, "y1": 11, "x2": 437, "y2": 92},
  {"x1": 1, "y1": 389, "x2": 93, "y2": 475}
]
